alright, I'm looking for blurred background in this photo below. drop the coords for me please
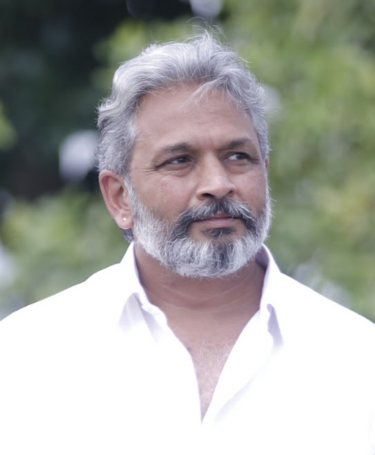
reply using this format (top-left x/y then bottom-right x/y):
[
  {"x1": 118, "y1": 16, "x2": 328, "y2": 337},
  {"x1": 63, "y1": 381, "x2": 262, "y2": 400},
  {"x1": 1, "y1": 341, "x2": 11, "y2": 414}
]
[{"x1": 0, "y1": 0, "x2": 374, "y2": 321}]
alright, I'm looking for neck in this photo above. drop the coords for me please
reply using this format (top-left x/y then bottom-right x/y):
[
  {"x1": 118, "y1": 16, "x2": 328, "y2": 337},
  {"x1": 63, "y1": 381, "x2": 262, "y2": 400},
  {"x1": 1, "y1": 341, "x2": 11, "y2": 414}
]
[
  {"x1": 133, "y1": 242, "x2": 266, "y2": 322},
  {"x1": 134, "y1": 242, "x2": 266, "y2": 420}
]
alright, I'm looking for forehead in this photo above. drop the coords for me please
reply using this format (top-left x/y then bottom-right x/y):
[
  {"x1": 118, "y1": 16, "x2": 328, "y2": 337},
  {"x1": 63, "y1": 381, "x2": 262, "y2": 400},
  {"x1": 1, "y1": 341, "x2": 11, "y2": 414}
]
[{"x1": 134, "y1": 85, "x2": 259, "y2": 148}]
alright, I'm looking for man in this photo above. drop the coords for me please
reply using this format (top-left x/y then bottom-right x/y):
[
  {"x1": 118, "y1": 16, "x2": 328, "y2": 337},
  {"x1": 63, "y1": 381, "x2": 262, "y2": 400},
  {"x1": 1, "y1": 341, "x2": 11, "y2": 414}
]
[{"x1": 1, "y1": 33, "x2": 374, "y2": 455}]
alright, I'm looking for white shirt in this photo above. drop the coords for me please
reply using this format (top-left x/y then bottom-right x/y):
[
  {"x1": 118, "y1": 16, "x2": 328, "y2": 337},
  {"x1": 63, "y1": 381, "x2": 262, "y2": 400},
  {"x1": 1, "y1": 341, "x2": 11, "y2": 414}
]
[{"x1": 0, "y1": 244, "x2": 374, "y2": 455}]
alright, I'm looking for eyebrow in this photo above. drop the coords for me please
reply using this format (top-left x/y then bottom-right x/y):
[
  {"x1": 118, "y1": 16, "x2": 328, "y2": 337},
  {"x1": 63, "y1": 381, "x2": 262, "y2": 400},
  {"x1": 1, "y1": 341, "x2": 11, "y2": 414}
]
[
  {"x1": 161, "y1": 137, "x2": 258, "y2": 154},
  {"x1": 218, "y1": 137, "x2": 258, "y2": 151},
  {"x1": 162, "y1": 142, "x2": 192, "y2": 153}
]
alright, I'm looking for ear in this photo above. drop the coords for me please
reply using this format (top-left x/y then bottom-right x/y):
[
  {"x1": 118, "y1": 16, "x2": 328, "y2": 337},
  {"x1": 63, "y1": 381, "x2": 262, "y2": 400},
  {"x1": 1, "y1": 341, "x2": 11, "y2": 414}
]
[
  {"x1": 99, "y1": 170, "x2": 133, "y2": 230},
  {"x1": 264, "y1": 157, "x2": 269, "y2": 171}
]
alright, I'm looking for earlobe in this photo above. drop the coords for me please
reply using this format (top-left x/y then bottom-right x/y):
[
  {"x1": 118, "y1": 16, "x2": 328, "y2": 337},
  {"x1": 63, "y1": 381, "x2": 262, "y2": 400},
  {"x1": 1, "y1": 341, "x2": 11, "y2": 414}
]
[{"x1": 99, "y1": 170, "x2": 133, "y2": 229}]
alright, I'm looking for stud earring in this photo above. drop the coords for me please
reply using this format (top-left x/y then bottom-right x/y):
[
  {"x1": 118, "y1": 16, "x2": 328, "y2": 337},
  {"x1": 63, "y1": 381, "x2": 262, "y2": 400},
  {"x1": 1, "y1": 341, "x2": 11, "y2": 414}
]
[{"x1": 123, "y1": 217, "x2": 127, "y2": 221}]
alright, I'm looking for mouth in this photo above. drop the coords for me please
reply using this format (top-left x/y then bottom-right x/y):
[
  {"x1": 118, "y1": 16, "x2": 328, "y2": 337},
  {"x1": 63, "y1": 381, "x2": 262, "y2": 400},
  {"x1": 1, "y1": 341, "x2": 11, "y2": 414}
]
[{"x1": 193, "y1": 212, "x2": 239, "y2": 228}]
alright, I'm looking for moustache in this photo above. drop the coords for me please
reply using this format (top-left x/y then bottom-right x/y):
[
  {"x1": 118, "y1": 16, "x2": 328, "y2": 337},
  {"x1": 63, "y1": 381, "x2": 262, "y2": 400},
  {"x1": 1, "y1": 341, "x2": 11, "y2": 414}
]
[{"x1": 172, "y1": 199, "x2": 259, "y2": 239}]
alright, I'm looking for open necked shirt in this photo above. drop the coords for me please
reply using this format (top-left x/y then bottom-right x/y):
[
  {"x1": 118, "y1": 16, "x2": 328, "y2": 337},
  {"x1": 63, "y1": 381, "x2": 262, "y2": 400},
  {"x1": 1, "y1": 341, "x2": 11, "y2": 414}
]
[{"x1": 1, "y1": 243, "x2": 375, "y2": 455}]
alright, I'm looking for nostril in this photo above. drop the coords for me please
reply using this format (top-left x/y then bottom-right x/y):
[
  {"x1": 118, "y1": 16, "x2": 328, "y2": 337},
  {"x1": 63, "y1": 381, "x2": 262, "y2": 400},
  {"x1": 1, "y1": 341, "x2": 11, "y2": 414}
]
[{"x1": 197, "y1": 171, "x2": 236, "y2": 200}]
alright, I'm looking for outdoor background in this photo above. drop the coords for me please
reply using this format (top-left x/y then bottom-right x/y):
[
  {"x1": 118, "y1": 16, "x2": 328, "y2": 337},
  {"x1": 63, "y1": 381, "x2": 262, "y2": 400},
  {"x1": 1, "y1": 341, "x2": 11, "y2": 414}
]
[{"x1": 0, "y1": 0, "x2": 374, "y2": 321}]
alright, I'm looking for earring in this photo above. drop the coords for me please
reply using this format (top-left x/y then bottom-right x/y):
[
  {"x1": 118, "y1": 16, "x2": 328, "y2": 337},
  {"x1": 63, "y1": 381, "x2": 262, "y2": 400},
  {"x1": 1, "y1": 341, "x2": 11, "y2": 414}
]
[{"x1": 123, "y1": 217, "x2": 127, "y2": 221}]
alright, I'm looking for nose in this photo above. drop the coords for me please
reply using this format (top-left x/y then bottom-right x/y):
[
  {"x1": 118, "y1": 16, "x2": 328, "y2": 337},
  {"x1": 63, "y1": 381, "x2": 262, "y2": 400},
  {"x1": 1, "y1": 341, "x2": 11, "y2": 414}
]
[{"x1": 196, "y1": 158, "x2": 236, "y2": 201}]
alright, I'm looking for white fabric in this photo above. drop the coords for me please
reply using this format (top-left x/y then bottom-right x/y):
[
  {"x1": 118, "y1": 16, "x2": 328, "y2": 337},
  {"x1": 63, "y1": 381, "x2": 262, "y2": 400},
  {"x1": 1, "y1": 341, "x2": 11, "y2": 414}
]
[{"x1": 0, "y1": 243, "x2": 374, "y2": 455}]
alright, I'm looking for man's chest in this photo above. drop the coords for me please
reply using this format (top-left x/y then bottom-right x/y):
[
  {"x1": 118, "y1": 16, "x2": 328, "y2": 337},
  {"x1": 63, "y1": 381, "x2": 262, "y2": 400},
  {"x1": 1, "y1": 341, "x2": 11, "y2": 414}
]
[
  {"x1": 2, "y1": 336, "x2": 374, "y2": 455},
  {"x1": 187, "y1": 339, "x2": 236, "y2": 417}
]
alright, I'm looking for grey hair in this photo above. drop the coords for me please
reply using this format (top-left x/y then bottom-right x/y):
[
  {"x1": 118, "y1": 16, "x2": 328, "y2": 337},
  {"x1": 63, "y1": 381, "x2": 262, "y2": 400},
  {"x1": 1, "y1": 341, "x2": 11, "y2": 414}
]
[{"x1": 96, "y1": 32, "x2": 270, "y2": 177}]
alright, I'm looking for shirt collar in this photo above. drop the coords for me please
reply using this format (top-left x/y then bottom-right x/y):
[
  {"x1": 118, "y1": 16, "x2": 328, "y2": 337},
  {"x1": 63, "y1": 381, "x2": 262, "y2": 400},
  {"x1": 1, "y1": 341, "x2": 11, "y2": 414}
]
[
  {"x1": 117, "y1": 242, "x2": 167, "y2": 320},
  {"x1": 117, "y1": 242, "x2": 284, "y2": 340},
  {"x1": 257, "y1": 245, "x2": 284, "y2": 343}
]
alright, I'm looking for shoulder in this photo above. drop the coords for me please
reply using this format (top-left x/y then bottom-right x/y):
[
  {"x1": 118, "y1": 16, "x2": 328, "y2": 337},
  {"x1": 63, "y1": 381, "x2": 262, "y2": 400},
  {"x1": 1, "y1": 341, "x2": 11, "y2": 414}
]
[
  {"x1": 0, "y1": 261, "x2": 128, "y2": 344},
  {"x1": 282, "y1": 272, "x2": 374, "y2": 326},
  {"x1": 275, "y1": 272, "x2": 375, "y2": 359},
  {"x1": 262, "y1": 245, "x2": 375, "y2": 341}
]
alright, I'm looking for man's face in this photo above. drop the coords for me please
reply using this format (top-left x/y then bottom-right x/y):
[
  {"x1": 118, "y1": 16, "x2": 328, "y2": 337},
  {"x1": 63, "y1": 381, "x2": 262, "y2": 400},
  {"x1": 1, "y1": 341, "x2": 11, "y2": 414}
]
[{"x1": 127, "y1": 85, "x2": 271, "y2": 277}]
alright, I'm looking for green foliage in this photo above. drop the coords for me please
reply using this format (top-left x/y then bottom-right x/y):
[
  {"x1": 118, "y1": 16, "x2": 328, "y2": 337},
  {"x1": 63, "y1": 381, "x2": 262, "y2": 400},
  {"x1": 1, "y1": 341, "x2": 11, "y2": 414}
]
[
  {"x1": 1, "y1": 0, "x2": 375, "y2": 322},
  {"x1": 0, "y1": 190, "x2": 126, "y2": 306},
  {"x1": 92, "y1": 19, "x2": 197, "y2": 91},
  {"x1": 221, "y1": 0, "x2": 375, "y2": 320},
  {"x1": 0, "y1": 102, "x2": 16, "y2": 150}
]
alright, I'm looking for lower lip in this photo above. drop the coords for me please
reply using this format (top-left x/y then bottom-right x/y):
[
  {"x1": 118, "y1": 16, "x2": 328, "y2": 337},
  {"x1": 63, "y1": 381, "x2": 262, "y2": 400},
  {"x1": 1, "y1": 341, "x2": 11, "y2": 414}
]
[{"x1": 194, "y1": 217, "x2": 237, "y2": 228}]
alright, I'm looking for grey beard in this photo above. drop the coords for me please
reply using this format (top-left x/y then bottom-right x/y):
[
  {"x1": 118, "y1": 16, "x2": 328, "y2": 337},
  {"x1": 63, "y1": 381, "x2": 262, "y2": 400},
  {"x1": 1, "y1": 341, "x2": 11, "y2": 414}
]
[{"x1": 128, "y1": 184, "x2": 272, "y2": 278}]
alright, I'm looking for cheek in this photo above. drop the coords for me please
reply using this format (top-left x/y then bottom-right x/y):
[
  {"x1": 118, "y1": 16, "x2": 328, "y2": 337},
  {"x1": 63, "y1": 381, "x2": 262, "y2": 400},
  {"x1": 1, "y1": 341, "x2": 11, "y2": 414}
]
[
  {"x1": 240, "y1": 173, "x2": 268, "y2": 203},
  {"x1": 139, "y1": 178, "x2": 192, "y2": 214},
  {"x1": 159, "y1": 180, "x2": 192, "y2": 210}
]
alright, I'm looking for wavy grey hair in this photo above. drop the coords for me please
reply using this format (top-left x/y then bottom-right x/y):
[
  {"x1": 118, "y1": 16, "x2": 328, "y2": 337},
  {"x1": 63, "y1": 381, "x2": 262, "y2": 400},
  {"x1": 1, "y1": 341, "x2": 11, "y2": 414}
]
[{"x1": 96, "y1": 32, "x2": 270, "y2": 177}]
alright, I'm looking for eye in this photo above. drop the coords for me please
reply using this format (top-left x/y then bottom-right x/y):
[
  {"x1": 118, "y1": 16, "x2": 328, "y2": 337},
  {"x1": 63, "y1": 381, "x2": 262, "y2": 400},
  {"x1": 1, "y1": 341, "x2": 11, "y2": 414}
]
[
  {"x1": 228, "y1": 152, "x2": 247, "y2": 160},
  {"x1": 154, "y1": 154, "x2": 193, "y2": 171},
  {"x1": 167, "y1": 155, "x2": 191, "y2": 165},
  {"x1": 227, "y1": 152, "x2": 257, "y2": 162}
]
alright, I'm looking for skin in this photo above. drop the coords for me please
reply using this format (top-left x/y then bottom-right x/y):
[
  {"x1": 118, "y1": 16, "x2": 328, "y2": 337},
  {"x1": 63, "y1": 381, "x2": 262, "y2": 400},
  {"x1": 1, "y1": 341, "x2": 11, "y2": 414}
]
[{"x1": 100, "y1": 85, "x2": 270, "y2": 416}]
